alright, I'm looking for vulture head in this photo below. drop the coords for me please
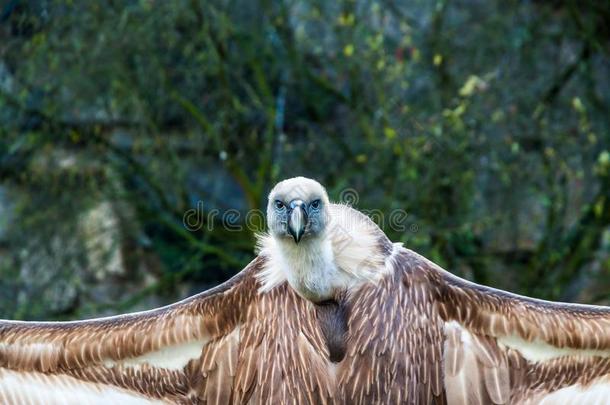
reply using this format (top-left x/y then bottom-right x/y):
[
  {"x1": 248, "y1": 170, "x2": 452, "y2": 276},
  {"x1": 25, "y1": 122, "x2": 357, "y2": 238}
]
[
  {"x1": 261, "y1": 176, "x2": 387, "y2": 302},
  {"x1": 267, "y1": 176, "x2": 330, "y2": 244}
]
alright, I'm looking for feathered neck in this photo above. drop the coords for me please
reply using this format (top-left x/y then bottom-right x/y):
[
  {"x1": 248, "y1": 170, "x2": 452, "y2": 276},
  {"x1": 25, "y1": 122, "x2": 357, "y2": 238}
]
[{"x1": 255, "y1": 204, "x2": 397, "y2": 298}]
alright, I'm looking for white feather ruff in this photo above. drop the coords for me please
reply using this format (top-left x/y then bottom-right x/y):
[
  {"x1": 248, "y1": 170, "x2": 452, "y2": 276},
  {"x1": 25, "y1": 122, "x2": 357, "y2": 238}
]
[{"x1": 255, "y1": 204, "x2": 394, "y2": 296}]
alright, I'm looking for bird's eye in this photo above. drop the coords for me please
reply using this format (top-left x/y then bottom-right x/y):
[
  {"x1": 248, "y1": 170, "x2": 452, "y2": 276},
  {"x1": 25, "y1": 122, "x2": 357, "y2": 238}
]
[
  {"x1": 311, "y1": 199, "x2": 321, "y2": 209},
  {"x1": 275, "y1": 200, "x2": 285, "y2": 210}
]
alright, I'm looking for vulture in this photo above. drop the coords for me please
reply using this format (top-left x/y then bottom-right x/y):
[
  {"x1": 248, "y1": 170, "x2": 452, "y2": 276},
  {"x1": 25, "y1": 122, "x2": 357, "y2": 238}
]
[{"x1": 0, "y1": 176, "x2": 609, "y2": 404}]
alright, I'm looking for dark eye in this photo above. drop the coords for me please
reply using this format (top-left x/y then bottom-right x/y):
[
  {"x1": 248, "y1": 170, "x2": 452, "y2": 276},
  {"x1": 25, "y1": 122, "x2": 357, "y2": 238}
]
[
  {"x1": 310, "y1": 199, "x2": 321, "y2": 209},
  {"x1": 275, "y1": 200, "x2": 285, "y2": 210}
]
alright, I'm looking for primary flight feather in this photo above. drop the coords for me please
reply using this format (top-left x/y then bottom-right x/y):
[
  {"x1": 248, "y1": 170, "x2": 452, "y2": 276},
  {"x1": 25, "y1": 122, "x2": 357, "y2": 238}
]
[{"x1": 0, "y1": 176, "x2": 609, "y2": 404}]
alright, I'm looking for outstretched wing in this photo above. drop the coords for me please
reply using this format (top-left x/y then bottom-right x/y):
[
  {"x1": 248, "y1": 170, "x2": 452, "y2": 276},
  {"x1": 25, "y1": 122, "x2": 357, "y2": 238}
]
[
  {"x1": 0, "y1": 256, "x2": 334, "y2": 404},
  {"x1": 414, "y1": 250, "x2": 610, "y2": 404}
]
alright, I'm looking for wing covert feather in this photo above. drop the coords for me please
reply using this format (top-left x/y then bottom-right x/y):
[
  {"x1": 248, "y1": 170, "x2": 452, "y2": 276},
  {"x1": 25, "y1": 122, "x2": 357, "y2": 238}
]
[
  {"x1": 3, "y1": 236, "x2": 609, "y2": 404},
  {"x1": 0, "y1": 257, "x2": 259, "y2": 374},
  {"x1": 0, "y1": 256, "x2": 334, "y2": 404},
  {"x1": 399, "y1": 248, "x2": 610, "y2": 404}
]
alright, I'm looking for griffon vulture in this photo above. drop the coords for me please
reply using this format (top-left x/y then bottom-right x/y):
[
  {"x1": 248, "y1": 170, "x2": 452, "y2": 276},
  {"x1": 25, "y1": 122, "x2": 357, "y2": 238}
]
[{"x1": 0, "y1": 176, "x2": 609, "y2": 404}]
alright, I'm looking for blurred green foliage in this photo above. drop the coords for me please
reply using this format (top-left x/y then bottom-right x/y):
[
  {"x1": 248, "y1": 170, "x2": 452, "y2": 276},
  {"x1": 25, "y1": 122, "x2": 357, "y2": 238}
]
[{"x1": 0, "y1": 0, "x2": 608, "y2": 320}]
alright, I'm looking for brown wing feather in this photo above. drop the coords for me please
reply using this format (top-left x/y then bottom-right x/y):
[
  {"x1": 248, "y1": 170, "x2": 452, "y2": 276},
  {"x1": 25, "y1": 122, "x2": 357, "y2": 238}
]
[
  {"x1": 399, "y1": 248, "x2": 610, "y2": 404},
  {"x1": 434, "y1": 268, "x2": 610, "y2": 351},
  {"x1": 5, "y1": 238, "x2": 607, "y2": 404},
  {"x1": 0, "y1": 255, "x2": 335, "y2": 404},
  {"x1": 0, "y1": 257, "x2": 256, "y2": 374}
]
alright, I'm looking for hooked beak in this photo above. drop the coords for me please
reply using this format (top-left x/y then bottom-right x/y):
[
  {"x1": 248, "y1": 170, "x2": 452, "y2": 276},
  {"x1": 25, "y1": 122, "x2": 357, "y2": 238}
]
[{"x1": 287, "y1": 200, "x2": 308, "y2": 243}]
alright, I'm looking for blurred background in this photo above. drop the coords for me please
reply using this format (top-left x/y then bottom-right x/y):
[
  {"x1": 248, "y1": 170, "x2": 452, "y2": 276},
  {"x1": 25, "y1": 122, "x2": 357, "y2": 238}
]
[{"x1": 0, "y1": 0, "x2": 608, "y2": 320}]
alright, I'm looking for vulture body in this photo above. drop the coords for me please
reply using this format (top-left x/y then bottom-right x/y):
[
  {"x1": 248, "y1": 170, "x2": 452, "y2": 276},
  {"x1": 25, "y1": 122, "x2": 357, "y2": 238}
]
[{"x1": 1, "y1": 177, "x2": 609, "y2": 404}]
